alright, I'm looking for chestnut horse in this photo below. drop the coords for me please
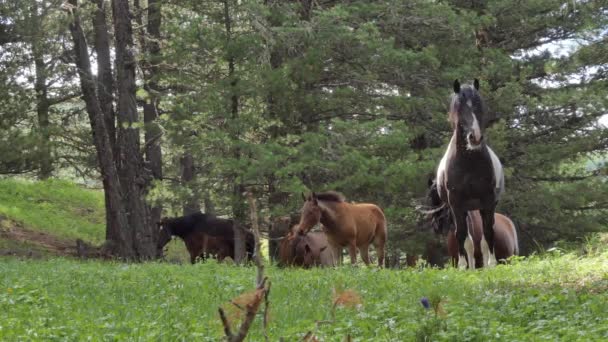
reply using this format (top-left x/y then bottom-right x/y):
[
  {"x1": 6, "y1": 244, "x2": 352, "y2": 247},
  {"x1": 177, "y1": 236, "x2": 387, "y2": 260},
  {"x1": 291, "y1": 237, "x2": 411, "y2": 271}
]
[
  {"x1": 297, "y1": 191, "x2": 387, "y2": 267},
  {"x1": 157, "y1": 212, "x2": 254, "y2": 264},
  {"x1": 278, "y1": 225, "x2": 337, "y2": 268},
  {"x1": 436, "y1": 79, "x2": 504, "y2": 269},
  {"x1": 425, "y1": 179, "x2": 518, "y2": 268}
]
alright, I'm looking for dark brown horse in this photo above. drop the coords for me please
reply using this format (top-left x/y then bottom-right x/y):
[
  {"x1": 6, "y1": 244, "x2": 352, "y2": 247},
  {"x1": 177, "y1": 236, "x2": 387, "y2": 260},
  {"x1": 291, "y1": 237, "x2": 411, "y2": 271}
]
[
  {"x1": 157, "y1": 212, "x2": 254, "y2": 264},
  {"x1": 297, "y1": 191, "x2": 387, "y2": 267},
  {"x1": 425, "y1": 179, "x2": 517, "y2": 268},
  {"x1": 435, "y1": 79, "x2": 504, "y2": 269},
  {"x1": 278, "y1": 225, "x2": 337, "y2": 268}
]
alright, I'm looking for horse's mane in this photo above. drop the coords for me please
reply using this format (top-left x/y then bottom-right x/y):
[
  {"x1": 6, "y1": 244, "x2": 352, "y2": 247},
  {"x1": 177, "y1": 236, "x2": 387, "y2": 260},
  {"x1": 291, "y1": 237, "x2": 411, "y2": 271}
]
[{"x1": 315, "y1": 191, "x2": 346, "y2": 203}]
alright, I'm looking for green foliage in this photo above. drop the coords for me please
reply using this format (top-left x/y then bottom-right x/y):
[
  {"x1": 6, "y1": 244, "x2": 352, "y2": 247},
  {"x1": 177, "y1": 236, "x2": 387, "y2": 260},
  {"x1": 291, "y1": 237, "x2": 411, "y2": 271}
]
[
  {"x1": 0, "y1": 254, "x2": 607, "y2": 340},
  {"x1": 0, "y1": 179, "x2": 104, "y2": 243}
]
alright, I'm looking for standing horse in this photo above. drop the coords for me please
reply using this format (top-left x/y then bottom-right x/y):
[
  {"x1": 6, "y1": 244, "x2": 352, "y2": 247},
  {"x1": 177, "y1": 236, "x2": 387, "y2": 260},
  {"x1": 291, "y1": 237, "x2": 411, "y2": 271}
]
[
  {"x1": 436, "y1": 79, "x2": 504, "y2": 269},
  {"x1": 297, "y1": 191, "x2": 387, "y2": 267},
  {"x1": 426, "y1": 179, "x2": 518, "y2": 267},
  {"x1": 278, "y1": 225, "x2": 337, "y2": 268},
  {"x1": 157, "y1": 212, "x2": 254, "y2": 264}
]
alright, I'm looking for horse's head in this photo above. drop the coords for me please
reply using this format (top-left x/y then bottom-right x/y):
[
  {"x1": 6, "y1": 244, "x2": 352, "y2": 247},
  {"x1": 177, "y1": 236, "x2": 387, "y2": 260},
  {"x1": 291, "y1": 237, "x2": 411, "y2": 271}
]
[
  {"x1": 297, "y1": 192, "x2": 322, "y2": 235},
  {"x1": 156, "y1": 218, "x2": 173, "y2": 253},
  {"x1": 425, "y1": 178, "x2": 451, "y2": 235},
  {"x1": 449, "y1": 79, "x2": 486, "y2": 150},
  {"x1": 293, "y1": 234, "x2": 327, "y2": 268}
]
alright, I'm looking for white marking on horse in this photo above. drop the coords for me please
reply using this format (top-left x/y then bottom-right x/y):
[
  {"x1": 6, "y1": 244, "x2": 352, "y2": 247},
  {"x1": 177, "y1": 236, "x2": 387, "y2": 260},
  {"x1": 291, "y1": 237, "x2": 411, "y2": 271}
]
[
  {"x1": 436, "y1": 134, "x2": 456, "y2": 198},
  {"x1": 466, "y1": 113, "x2": 482, "y2": 150},
  {"x1": 487, "y1": 146, "x2": 504, "y2": 192},
  {"x1": 464, "y1": 233, "x2": 475, "y2": 270},
  {"x1": 458, "y1": 254, "x2": 468, "y2": 269},
  {"x1": 480, "y1": 235, "x2": 498, "y2": 267}
]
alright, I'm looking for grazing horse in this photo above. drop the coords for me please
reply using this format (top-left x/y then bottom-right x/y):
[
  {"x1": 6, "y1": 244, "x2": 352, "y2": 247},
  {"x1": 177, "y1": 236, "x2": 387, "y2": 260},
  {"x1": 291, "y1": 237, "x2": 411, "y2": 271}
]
[
  {"x1": 278, "y1": 225, "x2": 337, "y2": 268},
  {"x1": 297, "y1": 191, "x2": 387, "y2": 267},
  {"x1": 157, "y1": 212, "x2": 254, "y2": 264},
  {"x1": 425, "y1": 179, "x2": 517, "y2": 267},
  {"x1": 436, "y1": 79, "x2": 504, "y2": 269}
]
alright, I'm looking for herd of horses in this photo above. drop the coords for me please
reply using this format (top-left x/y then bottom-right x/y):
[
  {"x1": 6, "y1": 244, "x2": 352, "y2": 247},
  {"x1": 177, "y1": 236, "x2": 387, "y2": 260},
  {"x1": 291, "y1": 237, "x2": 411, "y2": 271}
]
[{"x1": 157, "y1": 79, "x2": 519, "y2": 270}]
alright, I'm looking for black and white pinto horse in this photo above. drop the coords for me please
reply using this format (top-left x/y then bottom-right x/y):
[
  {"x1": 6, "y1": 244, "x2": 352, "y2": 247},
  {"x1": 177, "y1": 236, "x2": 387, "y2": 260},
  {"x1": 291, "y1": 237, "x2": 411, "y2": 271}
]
[{"x1": 436, "y1": 79, "x2": 504, "y2": 269}]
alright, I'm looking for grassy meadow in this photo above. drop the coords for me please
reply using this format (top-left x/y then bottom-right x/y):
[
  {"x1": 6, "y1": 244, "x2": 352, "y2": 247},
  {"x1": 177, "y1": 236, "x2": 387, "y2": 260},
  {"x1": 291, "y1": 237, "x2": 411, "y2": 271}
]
[
  {"x1": 1, "y1": 179, "x2": 607, "y2": 341},
  {"x1": 1, "y1": 253, "x2": 607, "y2": 341}
]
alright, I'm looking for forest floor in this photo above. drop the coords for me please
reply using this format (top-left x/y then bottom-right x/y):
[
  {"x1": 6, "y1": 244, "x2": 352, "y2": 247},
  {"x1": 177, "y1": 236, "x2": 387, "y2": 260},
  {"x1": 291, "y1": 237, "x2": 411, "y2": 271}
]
[{"x1": 0, "y1": 179, "x2": 607, "y2": 341}]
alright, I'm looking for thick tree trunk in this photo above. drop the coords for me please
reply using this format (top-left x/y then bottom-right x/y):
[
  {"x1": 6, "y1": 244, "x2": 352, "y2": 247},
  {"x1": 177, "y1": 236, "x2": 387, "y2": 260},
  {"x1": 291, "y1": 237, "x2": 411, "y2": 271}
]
[
  {"x1": 112, "y1": 0, "x2": 155, "y2": 259},
  {"x1": 89, "y1": 0, "x2": 118, "y2": 241},
  {"x1": 67, "y1": 0, "x2": 132, "y2": 258}
]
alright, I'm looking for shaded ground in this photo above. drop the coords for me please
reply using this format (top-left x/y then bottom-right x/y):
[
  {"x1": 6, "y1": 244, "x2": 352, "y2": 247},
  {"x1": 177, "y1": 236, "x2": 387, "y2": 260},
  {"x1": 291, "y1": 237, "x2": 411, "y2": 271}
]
[{"x1": 0, "y1": 216, "x2": 77, "y2": 257}]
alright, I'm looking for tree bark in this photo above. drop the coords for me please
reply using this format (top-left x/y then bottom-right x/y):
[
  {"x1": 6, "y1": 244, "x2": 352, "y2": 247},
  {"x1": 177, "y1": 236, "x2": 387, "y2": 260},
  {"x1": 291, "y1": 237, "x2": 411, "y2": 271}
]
[
  {"x1": 89, "y1": 0, "x2": 117, "y2": 242},
  {"x1": 67, "y1": 0, "x2": 132, "y2": 258},
  {"x1": 222, "y1": 0, "x2": 247, "y2": 264},
  {"x1": 137, "y1": 0, "x2": 164, "y2": 245},
  {"x1": 91, "y1": 0, "x2": 116, "y2": 155},
  {"x1": 33, "y1": 43, "x2": 52, "y2": 179},
  {"x1": 112, "y1": 0, "x2": 155, "y2": 259},
  {"x1": 180, "y1": 152, "x2": 200, "y2": 215}
]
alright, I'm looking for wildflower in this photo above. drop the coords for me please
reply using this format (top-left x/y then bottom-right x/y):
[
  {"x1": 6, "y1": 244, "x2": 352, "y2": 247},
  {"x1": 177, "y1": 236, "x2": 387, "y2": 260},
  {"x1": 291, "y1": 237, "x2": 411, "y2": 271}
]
[{"x1": 420, "y1": 297, "x2": 430, "y2": 309}]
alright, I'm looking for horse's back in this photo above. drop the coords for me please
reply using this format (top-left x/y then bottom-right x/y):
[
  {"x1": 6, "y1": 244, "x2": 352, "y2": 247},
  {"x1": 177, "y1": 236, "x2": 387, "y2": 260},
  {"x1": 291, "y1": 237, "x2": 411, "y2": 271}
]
[
  {"x1": 494, "y1": 213, "x2": 518, "y2": 258},
  {"x1": 349, "y1": 202, "x2": 387, "y2": 242}
]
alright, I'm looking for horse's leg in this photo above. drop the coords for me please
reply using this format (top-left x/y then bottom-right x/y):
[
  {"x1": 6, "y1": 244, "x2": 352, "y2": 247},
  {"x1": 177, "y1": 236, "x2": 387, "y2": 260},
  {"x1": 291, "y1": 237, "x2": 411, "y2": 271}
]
[
  {"x1": 465, "y1": 214, "x2": 476, "y2": 270},
  {"x1": 451, "y1": 209, "x2": 472, "y2": 270},
  {"x1": 375, "y1": 240, "x2": 385, "y2": 268},
  {"x1": 359, "y1": 245, "x2": 371, "y2": 265},
  {"x1": 480, "y1": 206, "x2": 497, "y2": 267},
  {"x1": 348, "y1": 242, "x2": 358, "y2": 265}
]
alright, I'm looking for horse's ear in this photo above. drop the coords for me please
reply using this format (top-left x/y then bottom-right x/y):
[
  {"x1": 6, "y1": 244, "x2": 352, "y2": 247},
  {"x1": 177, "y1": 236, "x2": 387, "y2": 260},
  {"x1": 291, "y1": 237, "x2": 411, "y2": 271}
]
[
  {"x1": 453, "y1": 79, "x2": 460, "y2": 93},
  {"x1": 301, "y1": 192, "x2": 306, "y2": 201},
  {"x1": 474, "y1": 78, "x2": 480, "y2": 91}
]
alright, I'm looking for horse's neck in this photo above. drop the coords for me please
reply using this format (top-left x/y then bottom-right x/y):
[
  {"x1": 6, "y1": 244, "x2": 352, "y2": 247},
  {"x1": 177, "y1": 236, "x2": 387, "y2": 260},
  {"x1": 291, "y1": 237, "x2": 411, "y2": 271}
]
[{"x1": 318, "y1": 201, "x2": 340, "y2": 229}]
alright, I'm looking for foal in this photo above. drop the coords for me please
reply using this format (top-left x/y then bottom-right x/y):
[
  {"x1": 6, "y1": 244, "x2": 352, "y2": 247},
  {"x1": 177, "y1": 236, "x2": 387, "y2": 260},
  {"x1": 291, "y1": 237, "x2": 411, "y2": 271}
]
[
  {"x1": 436, "y1": 79, "x2": 504, "y2": 269},
  {"x1": 297, "y1": 191, "x2": 387, "y2": 267}
]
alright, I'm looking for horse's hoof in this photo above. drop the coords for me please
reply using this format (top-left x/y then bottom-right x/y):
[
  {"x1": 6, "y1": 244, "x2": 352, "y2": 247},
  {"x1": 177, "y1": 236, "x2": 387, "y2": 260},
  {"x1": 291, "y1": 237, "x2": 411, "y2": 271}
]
[
  {"x1": 457, "y1": 256, "x2": 468, "y2": 270},
  {"x1": 488, "y1": 254, "x2": 497, "y2": 268}
]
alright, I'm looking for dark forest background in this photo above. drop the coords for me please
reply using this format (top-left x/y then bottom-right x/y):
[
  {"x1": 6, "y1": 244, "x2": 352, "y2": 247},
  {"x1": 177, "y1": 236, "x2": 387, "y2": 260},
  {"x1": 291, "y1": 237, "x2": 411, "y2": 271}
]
[{"x1": 1, "y1": 0, "x2": 607, "y2": 261}]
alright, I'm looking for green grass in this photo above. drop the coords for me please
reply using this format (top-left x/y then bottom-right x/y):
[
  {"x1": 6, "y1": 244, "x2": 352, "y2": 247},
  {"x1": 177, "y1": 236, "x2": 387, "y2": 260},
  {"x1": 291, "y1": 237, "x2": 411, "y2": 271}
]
[
  {"x1": 0, "y1": 178, "x2": 105, "y2": 243},
  {"x1": 1, "y1": 253, "x2": 607, "y2": 341}
]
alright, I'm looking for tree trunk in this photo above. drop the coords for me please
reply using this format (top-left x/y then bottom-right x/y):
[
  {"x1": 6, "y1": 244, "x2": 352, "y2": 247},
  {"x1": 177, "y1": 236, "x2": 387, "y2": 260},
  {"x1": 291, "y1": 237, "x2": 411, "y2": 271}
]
[
  {"x1": 223, "y1": 0, "x2": 247, "y2": 264},
  {"x1": 112, "y1": 0, "x2": 155, "y2": 259},
  {"x1": 138, "y1": 0, "x2": 164, "y2": 245},
  {"x1": 180, "y1": 152, "x2": 200, "y2": 215},
  {"x1": 67, "y1": 0, "x2": 132, "y2": 258},
  {"x1": 89, "y1": 0, "x2": 118, "y2": 242},
  {"x1": 31, "y1": 3, "x2": 52, "y2": 180},
  {"x1": 33, "y1": 44, "x2": 52, "y2": 179},
  {"x1": 91, "y1": 0, "x2": 116, "y2": 156}
]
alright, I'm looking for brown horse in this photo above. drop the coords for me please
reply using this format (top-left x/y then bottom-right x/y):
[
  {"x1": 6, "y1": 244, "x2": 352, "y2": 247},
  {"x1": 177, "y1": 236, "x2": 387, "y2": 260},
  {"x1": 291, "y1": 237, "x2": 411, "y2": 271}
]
[
  {"x1": 297, "y1": 191, "x2": 387, "y2": 267},
  {"x1": 446, "y1": 211, "x2": 518, "y2": 268},
  {"x1": 278, "y1": 225, "x2": 337, "y2": 268}
]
